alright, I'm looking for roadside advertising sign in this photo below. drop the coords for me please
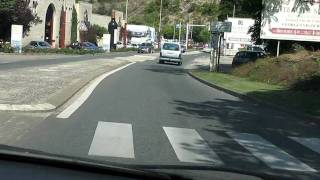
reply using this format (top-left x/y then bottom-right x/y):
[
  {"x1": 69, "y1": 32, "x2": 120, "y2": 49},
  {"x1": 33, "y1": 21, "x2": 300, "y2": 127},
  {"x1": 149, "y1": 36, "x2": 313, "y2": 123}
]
[
  {"x1": 224, "y1": 18, "x2": 254, "y2": 44},
  {"x1": 261, "y1": 0, "x2": 320, "y2": 42},
  {"x1": 102, "y1": 34, "x2": 111, "y2": 52},
  {"x1": 11, "y1": 25, "x2": 23, "y2": 53}
]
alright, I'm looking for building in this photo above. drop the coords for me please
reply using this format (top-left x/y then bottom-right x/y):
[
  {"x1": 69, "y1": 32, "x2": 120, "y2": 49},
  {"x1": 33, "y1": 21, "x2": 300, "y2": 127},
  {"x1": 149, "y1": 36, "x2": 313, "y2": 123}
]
[{"x1": 23, "y1": 0, "x2": 125, "y2": 48}]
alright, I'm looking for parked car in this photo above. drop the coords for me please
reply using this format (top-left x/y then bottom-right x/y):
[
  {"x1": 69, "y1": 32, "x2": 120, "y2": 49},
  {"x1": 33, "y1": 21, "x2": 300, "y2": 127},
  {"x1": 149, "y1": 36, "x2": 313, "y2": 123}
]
[
  {"x1": 159, "y1": 42, "x2": 183, "y2": 65},
  {"x1": 25, "y1": 41, "x2": 51, "y2": 49},
  {"x1": 137, "y1": 42, "x2": 154, "y2": 53},
  {"x1": 81, "y1": 42, "x2": 100, "y2": 51},
  {"x1": 181, "y1": 45, "x2": 186, "y2": 53},
  {"x1": 116, "y1": 41, "x2": 124, "y2": 49},
  {"x1": 232, "y1": 51, "x2": 266, "y2": 67},
  {"x1": 68, "y1": 41, "x2": 82, "y2": 49}
]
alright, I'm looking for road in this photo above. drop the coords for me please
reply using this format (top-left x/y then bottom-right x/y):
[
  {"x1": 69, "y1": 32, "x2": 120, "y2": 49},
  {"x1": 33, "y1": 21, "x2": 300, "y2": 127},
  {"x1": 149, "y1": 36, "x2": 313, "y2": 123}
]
[{"x1": 3, "y1": 53, "x2": 320, "y2": 179}]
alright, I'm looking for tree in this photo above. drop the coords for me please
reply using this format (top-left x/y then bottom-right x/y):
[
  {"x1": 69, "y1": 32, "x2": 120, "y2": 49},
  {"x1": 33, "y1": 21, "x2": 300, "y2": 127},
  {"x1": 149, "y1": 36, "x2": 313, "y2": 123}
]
[
  {"x1": 92, "y1": 24, "x2": 107, "y2": 38},
  {"x1": 0, "y1": 0, "x2": 40, "y2": 40},
  {"x1": 71, "y1": 6, "x2": 78, "y2": 43}
]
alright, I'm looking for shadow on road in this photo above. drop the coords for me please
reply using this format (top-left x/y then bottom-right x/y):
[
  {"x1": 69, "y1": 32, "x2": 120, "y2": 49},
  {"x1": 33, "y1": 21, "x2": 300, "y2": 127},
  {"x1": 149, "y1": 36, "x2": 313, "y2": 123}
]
[{"x1": 170, "y1": 98, "x2": 320, "y2": 178}]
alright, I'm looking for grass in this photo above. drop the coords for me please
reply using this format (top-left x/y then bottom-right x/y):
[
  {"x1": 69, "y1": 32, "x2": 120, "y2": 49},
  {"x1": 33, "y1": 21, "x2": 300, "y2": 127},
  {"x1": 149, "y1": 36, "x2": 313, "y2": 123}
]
[{"x1": 191, "y1": 71, "x2": 320, "y2": 118}]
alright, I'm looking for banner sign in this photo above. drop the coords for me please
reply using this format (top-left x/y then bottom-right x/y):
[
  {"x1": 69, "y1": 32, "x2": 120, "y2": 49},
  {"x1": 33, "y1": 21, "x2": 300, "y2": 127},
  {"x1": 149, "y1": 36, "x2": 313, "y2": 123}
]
[
  {"x1": 261, "y1": 0, "x2": 320, "y2": 42},
  {"x1": 224, "y1": 18, "x2": 254, "y2": 44},
  {"x1": 11, "y1": 25, "x2": 23, "y2": 53},
  {"x1": 102, "y1": 34, "x2": 110, "y2": 52}
]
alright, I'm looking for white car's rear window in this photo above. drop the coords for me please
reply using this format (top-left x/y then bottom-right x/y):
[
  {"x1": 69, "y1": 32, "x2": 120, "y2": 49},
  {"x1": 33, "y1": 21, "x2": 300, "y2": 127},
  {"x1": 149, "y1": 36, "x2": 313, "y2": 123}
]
[{"x1": 163, "y1": 43, "x2": 180, "y2": 51}]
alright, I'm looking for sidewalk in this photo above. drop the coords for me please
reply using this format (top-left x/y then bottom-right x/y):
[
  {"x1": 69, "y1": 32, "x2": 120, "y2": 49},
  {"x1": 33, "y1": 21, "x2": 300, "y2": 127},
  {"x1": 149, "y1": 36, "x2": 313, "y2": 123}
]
[
  {"x1": 185, "y1": 53, "x2": 234, "y2": 72},
  {"x1": 0, "y1": 54, "x2": 157, "y2": 111}
]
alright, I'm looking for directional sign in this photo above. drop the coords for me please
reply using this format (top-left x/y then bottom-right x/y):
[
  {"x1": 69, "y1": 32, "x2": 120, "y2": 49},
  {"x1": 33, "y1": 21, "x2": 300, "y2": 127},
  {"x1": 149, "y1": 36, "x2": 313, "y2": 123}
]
[{"x1": 211, "y1": 21, "x2": 232, "y2": 33}]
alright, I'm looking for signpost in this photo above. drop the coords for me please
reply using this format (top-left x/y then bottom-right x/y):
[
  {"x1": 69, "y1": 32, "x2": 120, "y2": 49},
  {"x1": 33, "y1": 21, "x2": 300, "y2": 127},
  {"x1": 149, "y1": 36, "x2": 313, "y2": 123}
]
[
  {"x1": 11, "y1": 25, "x2": 23, "y2": 53},
  {"x1": 210, "y1": 21, "x2": 232, "y2": 72}
]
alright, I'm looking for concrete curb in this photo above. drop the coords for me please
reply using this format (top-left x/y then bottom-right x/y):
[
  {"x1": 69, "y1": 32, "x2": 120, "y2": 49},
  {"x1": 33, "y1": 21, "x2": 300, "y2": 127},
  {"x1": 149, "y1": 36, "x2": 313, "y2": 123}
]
[
  {"x1": 187, "y1": 71, "x2": 319, "y2": 122},
  {"x1": 0, "y1": 61, "x2": 130, "y2": 112}
]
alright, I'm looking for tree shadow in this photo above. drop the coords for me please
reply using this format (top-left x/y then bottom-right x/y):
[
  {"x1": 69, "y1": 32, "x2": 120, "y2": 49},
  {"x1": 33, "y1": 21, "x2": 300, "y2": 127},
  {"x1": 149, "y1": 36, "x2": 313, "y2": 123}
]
[{"x1": 171, "y1": 98, "x2": 320, "y2": 178}]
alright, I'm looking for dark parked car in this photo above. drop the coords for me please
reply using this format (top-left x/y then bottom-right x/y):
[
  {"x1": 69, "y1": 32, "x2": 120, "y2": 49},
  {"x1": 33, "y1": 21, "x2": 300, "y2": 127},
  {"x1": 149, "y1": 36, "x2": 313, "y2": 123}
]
[
  {"x1": 232, "y1": 51, "x2": 266, "y2": 67},
  {"x1": 137, "y1": 42, "x2": 154, "y2": 53},
  {"x1": 25, "y1": 41, "x2": 51, "y2": 49},
  {"x1": 81, "y1": 42, "x2": 100, "y2": 51},
  {"x1": 68, "y1": 42, "x2": 101, "y2": 51}
]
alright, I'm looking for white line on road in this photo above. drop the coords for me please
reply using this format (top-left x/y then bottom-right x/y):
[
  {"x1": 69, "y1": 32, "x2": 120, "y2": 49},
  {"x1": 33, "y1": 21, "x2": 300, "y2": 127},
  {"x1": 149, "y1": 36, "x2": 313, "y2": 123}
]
[
  {"x1": 57, "y1": 62, "x2": 136, "y2": 119},
  {"x1": 88, "y1": 121, "x2": 135, "y2": 158},
  {"x1": 163, "y1": 127, "x2": 223, "y2": 165},
  {"x1": 228, "y1": 132, "x2": 317, "y2": 172},
  {"x1": 290, "y1": 137, "x2": 320, "y2": 155}
]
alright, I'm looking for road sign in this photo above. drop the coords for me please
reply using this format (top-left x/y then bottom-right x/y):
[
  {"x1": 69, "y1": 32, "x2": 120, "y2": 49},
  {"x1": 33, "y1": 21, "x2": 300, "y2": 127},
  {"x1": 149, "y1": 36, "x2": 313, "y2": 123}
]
[{"x1": 211, "y1": 21, "x2": 232, "y2": 33}]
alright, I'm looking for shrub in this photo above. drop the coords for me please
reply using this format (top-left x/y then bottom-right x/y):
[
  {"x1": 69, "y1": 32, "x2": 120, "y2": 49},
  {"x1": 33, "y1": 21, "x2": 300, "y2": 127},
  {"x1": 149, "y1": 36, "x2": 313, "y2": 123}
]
[
  {"x1": 232, "y1": 50, "x2": 320, "y2": 88},
  {"x1": 0, "y1": 44, "x2": 15, "y2": 53}
]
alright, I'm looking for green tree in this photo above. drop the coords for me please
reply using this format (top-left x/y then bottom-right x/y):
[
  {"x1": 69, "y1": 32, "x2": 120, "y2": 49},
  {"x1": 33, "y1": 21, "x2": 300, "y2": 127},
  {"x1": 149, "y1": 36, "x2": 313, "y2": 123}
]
[
  {"x1": 71, "y1": 6, "x2": 78, "y2": 43},
  {"x1": 92, "y1": 24, "x2": 107, "y2": 38},
  {"x1": 0, "y1": 0, "x2": 40, "y2": 40}
]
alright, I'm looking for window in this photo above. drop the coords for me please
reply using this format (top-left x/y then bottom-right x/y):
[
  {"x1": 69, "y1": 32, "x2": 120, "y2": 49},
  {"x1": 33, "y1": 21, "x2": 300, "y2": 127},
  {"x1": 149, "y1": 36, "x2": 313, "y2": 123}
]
[{"x1": 163, "y1": 43, "x2": 179, "y2": 51}]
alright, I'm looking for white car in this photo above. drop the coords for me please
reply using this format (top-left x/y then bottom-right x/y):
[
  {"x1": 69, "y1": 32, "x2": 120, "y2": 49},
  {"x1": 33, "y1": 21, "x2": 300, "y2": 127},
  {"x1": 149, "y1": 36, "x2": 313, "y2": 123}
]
[{"x1": 159, "y1": 42, "x2": 183, "y2": 65}]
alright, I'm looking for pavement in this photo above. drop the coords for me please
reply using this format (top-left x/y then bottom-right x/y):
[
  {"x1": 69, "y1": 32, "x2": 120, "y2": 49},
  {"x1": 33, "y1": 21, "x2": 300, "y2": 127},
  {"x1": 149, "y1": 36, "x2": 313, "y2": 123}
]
[
  {"x1": 0, "y1": 52, "x2": 157, "y2": 111},
  {"x1": 0, "y1": 52, "x2": 319, "y2": 179}
]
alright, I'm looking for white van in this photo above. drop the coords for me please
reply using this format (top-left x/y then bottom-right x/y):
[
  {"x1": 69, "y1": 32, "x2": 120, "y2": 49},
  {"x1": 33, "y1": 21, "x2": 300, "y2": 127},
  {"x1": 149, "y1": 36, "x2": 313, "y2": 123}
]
[{"x1": 159, "y1": 42, "x2": 182, "y2": 65}]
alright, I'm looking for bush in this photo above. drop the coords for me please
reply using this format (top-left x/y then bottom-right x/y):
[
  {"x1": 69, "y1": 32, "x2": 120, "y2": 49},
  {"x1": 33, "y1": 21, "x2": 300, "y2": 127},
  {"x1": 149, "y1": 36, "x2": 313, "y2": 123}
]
[
  {"x1": 232, "y1": 50, "x2": 320, "y2": 88},
  {"x1": 0, "y1": 44, "x2": 15, "y2": 53}
]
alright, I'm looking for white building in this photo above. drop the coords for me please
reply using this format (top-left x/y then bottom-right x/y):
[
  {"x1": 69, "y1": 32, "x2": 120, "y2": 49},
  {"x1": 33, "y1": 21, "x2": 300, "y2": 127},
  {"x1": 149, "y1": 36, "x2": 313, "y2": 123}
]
[{"x1": 23, "y1": 0, "x2": 125, "y2": 48}]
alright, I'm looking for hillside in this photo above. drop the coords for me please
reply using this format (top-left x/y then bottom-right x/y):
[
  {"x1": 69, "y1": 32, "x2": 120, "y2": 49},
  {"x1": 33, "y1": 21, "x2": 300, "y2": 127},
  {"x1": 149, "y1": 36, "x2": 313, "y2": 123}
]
[{"x1": 81, "y1": 0, "x2": 219, "y2": 26}]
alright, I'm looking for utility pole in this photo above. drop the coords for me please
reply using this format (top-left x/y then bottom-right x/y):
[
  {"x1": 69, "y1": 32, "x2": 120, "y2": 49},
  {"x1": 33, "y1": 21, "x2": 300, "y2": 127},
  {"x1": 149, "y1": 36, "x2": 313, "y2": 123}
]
[
  {"x1": 124, "y1": 0, "x2": 129, "y2": 48},
  {"x1": 178, "y1": 21, "x2": 182, "y2": 43},
  {"x1": 233, "y1": 3, "x2": 235, "y2": 17},
  {"x1": 173, "y1": 22, "x2": 176, "y2": 40},
  {"x1": 158, "y1": 0, "x2": 163, "y2": 47}
]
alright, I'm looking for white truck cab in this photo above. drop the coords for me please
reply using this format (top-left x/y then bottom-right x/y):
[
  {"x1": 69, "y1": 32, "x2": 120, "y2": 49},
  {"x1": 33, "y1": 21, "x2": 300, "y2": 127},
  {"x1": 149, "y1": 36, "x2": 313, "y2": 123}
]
[{"x1": 159, "y1": 42, "x2": 182, "y2": 65}]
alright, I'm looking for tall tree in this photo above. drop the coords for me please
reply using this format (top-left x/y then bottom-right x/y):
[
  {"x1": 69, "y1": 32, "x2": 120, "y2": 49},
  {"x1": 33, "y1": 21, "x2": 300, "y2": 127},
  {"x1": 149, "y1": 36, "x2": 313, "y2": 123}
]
[
  {"x1": 0, "y1": 0, "x2": 40, "y2": 40},
  {"x1": 71, "y1": 6, "x2": 78, "y2": 43}
]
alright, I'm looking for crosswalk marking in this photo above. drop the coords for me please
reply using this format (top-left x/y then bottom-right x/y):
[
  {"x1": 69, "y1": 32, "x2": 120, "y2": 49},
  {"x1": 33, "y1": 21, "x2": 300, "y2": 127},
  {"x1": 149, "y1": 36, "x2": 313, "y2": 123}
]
[
  {"x1": 88, "y1": 122, "x2": 135, "y2": 158},
  {"x1": 163, "y1": 127, "x2": 223, "y2": 165},
  {"x1": 228, "y1": 132, "x2": 317, "y2": 172},
  {"x1": 290, "y1": 137, "x2": 320, "y2": 155}
]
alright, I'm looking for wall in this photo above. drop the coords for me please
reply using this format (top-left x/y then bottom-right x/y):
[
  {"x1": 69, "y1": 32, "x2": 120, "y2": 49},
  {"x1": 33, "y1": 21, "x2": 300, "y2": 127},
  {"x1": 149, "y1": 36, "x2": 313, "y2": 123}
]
[
  {"x1": 75, "y1": 2, "x2": 93, "y2": 42},
  {"x1": 23, "y1": 0, "x2": 63, "y2": 48}
]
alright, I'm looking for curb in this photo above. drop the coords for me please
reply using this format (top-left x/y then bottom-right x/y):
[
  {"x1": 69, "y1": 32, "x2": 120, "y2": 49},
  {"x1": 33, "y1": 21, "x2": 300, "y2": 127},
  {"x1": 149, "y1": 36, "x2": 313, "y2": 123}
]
[
  {"x1": 187, "y1": 71, "x2": 319, "y2": 122},
  {"x1": 0, "y1": 61, "x2": 130, "y2": 112}
]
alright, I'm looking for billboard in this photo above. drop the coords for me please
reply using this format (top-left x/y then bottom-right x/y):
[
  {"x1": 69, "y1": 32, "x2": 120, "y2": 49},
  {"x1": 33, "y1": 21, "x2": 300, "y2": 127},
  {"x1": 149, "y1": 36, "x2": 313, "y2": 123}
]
[
  {"x1": 11, "y1": 25, "x2": 23, "y2": 53},
  {"x1": 224, "y1": 18, "x2": 254, "y2": 44},
  {"x1": 261, "y1": 0, "x2": 320, "y2": 42}
]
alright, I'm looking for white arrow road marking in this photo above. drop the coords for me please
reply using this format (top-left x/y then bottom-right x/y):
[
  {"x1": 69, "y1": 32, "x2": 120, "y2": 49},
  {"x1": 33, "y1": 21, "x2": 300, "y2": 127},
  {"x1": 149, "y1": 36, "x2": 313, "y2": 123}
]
[{"x1": 57, "y1": 62, "x2": 135, "y2": 119}]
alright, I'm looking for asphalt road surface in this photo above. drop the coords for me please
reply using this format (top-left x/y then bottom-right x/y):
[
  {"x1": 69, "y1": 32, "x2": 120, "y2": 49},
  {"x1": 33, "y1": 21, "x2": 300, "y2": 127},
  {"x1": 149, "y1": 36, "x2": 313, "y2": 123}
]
[{"x1": 12, "y1": 53, "x2": 320, "y2": 180}]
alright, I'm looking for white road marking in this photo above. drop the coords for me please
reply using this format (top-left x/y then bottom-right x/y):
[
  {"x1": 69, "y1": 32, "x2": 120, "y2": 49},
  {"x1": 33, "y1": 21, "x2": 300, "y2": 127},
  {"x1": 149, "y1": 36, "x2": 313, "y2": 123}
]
[
  {"x1": 290, "y1": 137, "x2": 320, "y2": 155},
  {"x1": 0, "y1": 103, "x2": 56, "y2": 111},
  {"x1": 57, "y1": 62, "x2": 135, "y2": 119},
  {"x1": 163, "y1": 127, "x2": 223, "y2": 165},
  {"x1": 88, "y1": 121, "x2": 135, "y2": 158},
  {"x1": 228, "y1": 132, "x2": 317, "y2": 172}
]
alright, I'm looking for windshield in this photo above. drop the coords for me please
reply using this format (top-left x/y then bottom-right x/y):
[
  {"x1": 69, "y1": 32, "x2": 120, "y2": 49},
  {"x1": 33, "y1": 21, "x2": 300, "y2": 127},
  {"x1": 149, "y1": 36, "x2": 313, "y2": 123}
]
[
  {"x1": 1, "y1": 1, "x2": 319, "y2": 180},
  {"x1": 163, "y1": 43, "x2": 180, "y2": 51},
  {"x1": 39, "y1": 41, "x2": 50, "y2": 46}
]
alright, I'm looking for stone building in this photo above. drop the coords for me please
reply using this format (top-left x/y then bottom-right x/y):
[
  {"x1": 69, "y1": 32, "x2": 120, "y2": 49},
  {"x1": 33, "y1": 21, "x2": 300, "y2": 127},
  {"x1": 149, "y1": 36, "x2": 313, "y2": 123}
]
[{"x1": 23, "y1": 0, "x2": 125, "y2": 48}]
